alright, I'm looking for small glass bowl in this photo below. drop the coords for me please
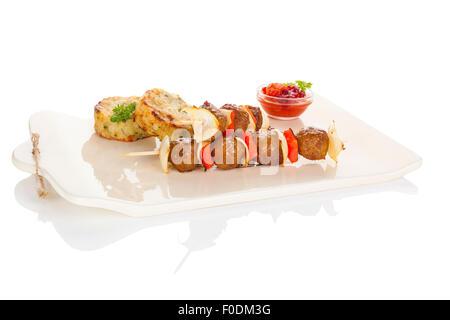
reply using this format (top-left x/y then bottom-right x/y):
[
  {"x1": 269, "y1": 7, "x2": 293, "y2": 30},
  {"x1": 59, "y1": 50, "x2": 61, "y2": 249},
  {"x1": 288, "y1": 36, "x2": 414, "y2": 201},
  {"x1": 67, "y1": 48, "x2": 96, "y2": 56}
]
[{"x1": 256, "y1": 84, "x2": 314, "y2": 120}]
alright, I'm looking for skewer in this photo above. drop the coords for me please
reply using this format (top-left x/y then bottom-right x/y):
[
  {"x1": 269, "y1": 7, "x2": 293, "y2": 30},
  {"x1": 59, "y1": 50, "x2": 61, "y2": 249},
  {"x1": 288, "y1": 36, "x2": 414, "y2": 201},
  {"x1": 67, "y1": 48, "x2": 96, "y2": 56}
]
[
  {"x1": 120, "y1": 122, "x2": 344, "y2": 173},
  {"x1": 121, "y1": 150, "x2": 160, "y2": 157},
  {"x1": 176, "y1": 120, "x2": 195, "y2": 126}
]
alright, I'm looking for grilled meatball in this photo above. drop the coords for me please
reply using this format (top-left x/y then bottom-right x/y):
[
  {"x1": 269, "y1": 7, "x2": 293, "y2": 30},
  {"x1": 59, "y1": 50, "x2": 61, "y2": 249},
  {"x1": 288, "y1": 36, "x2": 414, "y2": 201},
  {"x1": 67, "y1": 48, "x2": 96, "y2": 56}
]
[
  {"x1": 296, "y1": 127, "x2": 329, "y2": 160},
  {"x1": 245, "y1": 105, "x2": 263, "y2": 131},
  {"x1": 200, "y1": 101, "x2": 227, "y2": 132},
  {"x1": 256, "y1": 130, "x2": 283, "y2": 165},
  {"x1": 212, "y1": 137, "x2": 246, "y2": 170},
  {"x1": 221, "y1": 104, "x2": 249, "y2": 131},
  {"x1": 169, "y1": 138, "x2": 196, "y2": 172}
]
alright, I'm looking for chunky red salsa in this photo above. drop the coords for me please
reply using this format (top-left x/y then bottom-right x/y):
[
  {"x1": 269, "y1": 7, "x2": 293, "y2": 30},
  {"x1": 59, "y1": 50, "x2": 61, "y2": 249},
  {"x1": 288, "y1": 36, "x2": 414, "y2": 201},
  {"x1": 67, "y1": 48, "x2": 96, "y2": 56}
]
[
  {"x1": 262, "y1": 83, "x2": 306, "y2": 98},
  {"x1": 257, "y1": 81, "x2": 313, "y2": 119}
]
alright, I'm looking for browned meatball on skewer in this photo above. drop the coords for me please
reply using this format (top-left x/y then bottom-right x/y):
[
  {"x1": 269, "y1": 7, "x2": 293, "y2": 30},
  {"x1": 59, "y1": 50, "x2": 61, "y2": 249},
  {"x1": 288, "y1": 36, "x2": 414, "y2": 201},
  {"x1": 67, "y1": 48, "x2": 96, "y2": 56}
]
[
  {"x1": 168, "y1": 138, "x2": 197, "y2": 172},
  {"x1": 256, "y1": 130, "x2": 283, "y2": 166},
  {"x1": 221, "y1": 104, "x2": 250, "y2": 132},
  {"x1": 212, "y1": 136, "x2": 246, "y2": 170},
  {"x1": 245, "y1": 105, "x2": 263, "y2": 131},
  {"x1": 296, "y1": 127, "x2": 329, "y2": 160}
]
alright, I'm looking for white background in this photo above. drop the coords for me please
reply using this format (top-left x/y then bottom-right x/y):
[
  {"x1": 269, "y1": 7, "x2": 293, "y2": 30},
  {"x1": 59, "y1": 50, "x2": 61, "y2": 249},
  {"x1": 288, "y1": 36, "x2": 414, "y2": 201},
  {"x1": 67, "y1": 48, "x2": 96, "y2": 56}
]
[{"x1": 1, "y1": 0, "x2": 449, "y2": 299}]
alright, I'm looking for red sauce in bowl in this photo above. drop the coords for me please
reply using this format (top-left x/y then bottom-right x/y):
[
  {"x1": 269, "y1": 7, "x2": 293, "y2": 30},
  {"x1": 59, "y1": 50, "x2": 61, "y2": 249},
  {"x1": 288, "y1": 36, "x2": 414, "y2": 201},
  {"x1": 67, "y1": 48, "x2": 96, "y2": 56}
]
[{"x1": 257, "y1": 83, "x2": 313, "y2": 120}]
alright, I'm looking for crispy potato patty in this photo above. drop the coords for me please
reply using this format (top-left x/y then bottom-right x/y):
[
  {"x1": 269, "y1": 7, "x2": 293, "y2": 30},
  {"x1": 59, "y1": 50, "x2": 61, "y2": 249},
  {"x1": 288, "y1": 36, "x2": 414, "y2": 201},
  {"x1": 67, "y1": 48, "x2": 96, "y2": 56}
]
[
  {"x1": 135, "y1": 88, "x2": 193, "y2": 141},
  {"x1": 94, "y1": 96, "x2": 149, "y2": 142}
]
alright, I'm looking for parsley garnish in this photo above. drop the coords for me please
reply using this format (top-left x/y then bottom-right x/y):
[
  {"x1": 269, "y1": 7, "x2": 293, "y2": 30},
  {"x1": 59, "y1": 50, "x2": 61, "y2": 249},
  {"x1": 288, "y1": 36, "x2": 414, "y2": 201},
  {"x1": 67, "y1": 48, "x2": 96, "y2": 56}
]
[
  {"x1": 284, "y1": 80, "x2": 312, "y2": 92},
  {"x1": 110, "y1": 102, "x2": 136, "y2": 122}
]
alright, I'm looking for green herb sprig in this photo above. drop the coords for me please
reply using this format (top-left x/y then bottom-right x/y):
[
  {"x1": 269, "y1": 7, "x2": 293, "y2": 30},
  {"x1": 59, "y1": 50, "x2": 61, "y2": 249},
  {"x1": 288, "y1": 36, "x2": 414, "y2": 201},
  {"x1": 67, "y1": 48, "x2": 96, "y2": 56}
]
[
  {"x1": 284, "y1": 80, "x2": 312, "y2": 92},
  {"x1": 110, "y1": 102, "x2": 136, "y2": 122}
]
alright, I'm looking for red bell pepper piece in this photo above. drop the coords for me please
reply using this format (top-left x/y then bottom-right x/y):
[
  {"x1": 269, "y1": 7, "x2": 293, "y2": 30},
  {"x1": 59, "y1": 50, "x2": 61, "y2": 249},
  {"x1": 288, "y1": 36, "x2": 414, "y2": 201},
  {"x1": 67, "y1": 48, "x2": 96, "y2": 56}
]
[
  {"x1": 242, "y1": 131, "x2": 257, "y2": 161},
  {"x1": 224, "y1": 128, "x2": 235, "y2": 137},
  {"x1": 226, "y1": 110, "x2": 235, "y2": 130},
  {"x1": 201, "y1": 143, "x2": 214, "y2": 169},
  {"x1": 283, "y1": 128, "x2": 298, "y2": 163}
]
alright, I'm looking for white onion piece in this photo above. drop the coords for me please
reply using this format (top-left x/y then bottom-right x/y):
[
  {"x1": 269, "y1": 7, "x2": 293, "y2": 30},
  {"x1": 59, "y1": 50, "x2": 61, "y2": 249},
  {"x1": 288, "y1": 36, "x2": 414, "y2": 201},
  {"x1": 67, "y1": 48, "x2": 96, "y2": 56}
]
[
  {"x1": 260, "y1": 109, "x2": 270, "y2": 130},
  {"x1": 327, "y1": 120, "x2": 345, "y2": 163},
  {"x1": 235, "y1": 137, "x2": 249, "y2": 167},
  {"x1": 185, "y1": 107, "x2": 220, "y2": 142},
  {"x1": 273, "y1": 129, "x2": 288, "y2": 166},
  {"x1": 159, "y1": 136, "x2": 171, "y2": 173},
  {"x1": 220, "y1": 109, "x2": 233, "y2": 129}
]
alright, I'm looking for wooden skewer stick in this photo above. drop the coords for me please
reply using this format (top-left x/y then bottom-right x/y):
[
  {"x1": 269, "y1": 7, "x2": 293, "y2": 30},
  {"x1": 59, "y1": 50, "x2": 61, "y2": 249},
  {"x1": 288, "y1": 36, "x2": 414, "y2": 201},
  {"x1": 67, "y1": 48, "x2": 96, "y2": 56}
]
[
  {"x1": 176, "y1": 120, "x2": 195, "y2": 126},
  {"x1": 121, "y1": 150, "x2": 160, "y2": 157}
]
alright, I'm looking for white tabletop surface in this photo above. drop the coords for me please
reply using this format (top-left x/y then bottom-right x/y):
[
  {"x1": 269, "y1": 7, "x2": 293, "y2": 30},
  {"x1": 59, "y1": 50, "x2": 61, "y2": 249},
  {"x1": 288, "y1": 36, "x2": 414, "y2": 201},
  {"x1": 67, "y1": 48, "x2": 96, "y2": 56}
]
[{"x1": 1, "y1": 0, "x2": 449, "y2": 299}]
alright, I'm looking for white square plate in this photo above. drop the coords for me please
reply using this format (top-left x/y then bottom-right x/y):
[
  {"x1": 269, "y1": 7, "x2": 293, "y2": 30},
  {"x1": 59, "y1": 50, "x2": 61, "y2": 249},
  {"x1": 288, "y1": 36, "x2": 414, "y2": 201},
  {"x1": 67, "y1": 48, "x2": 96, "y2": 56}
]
[{"x1": 12, "y1": 95, "x2": 421, "y2": 217}]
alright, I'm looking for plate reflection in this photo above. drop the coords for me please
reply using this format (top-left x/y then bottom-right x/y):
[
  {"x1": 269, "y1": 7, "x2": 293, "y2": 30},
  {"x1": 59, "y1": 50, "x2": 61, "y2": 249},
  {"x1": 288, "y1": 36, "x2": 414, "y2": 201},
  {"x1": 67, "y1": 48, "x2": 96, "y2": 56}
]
[{"x1": 15, "y1": 175, "x2": 417, "y2": 273}]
